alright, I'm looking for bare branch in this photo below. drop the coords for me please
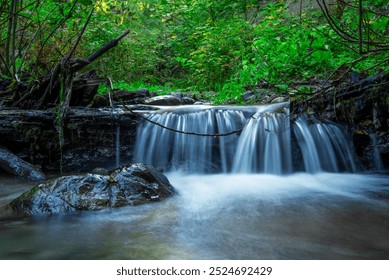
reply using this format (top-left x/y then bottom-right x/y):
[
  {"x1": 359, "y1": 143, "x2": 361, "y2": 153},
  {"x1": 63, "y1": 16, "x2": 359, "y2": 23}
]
[
  {"x1": 108, "y1": 81, "x2": 248, "y2": 137},
  {"x1": 64, "y1": 6, "x2": 95, "y2": 63},
  {"x1": 71, "y1": 29, "x2": 130, "y2": 72}
]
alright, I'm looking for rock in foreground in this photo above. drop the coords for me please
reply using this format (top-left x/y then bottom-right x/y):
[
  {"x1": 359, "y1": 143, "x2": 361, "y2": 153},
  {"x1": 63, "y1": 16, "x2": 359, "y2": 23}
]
[{"x1": 9, "y1": 163, "x2": 176, "y2": 215}]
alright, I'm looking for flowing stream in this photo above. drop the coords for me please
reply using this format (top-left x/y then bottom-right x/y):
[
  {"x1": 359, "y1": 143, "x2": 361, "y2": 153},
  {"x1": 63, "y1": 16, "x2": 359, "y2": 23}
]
[{"x1": 0, "y1": 103, "x2": 388, "y2": 259}]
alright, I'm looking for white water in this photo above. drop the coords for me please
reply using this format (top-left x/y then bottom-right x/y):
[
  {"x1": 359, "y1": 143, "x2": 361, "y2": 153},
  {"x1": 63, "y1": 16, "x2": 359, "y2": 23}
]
[
  {"x1": 0, "y1": 104, "x2": 387, "y2": 259},
  {"x1": 293, "y1": 116, "x2": 357, "y2": 173},
  {"x1": 116, "y1": 125, "x2": 120, "y2": 168},
  {"x1": 369, "y1": 133, "x2": 384, "y2": 171},
  {"x1": 232, "y1": 112, "x2": 291, "y2": 174},
  {"x1": 0, "y1": 173, "x2": 388, "y2": 259},
  {"x1": 134, "y1": 104, "x2": 357, "y2": 174}
]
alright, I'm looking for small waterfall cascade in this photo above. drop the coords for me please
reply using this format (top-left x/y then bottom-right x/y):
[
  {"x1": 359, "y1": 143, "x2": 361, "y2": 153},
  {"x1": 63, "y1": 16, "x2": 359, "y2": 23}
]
[
  {"x1": 232, "y1": 112, "x2": 292, "y2": 174},
  {"x1": 115, "y1": 125, "x2": 121, "y2": 168},
  {"x1": 134, "y1": 106, "x2": 246, "y2": 173},
  {"x1": 293, "y1": 115, "x2": 357, "y2": 173},
  {"x1": 134, "y1": 104, "x2": 359, "y2": 174},
  {"x1": 369, "y1": 132, "x2": 384, "y2": 171},
  {"x1": 134, "y1": 103, "x2": 290, "y2": 174}
]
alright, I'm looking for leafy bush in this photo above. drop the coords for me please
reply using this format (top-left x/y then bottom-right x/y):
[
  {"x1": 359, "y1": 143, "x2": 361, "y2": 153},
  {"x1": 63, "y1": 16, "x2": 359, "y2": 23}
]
[{"x1": 1, "y1": 0, "x2": 388, "y2": 104}]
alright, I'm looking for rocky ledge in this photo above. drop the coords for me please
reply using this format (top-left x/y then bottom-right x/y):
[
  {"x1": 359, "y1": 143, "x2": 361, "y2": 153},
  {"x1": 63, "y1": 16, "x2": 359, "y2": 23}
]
[
  {"x1": 8, "y1": 163, "x2": 176, "y2": 216},
  {"x1": 291, "y1": 72, "x2": 389, "y2": 170},
  {"x1": 0, "y1": 108, "x2": 139, "y2": 173}
]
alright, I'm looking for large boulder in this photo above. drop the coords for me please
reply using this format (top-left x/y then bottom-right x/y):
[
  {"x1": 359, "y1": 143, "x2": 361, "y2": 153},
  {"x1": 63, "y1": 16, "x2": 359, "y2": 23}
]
[{"x1": 9, "y1": 163, "x2": 176, "y2": 215}]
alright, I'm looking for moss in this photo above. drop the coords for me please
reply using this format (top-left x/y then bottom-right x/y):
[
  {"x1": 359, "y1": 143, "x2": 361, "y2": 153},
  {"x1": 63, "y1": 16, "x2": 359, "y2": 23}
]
[
  {"x1": 15, "y1": 185, "x2": 40, "y2": 202},
  {"x1": 13, "y1": 122, "x2": 42, "y2": 140},
  {"x1": 25, "y1": 126, "x2": 41, "y2": 139},
  {"x1": 79, "y1": 183, "x2": 94, "y2": 194},
  {"x1": 355, "y1": 129, "x2": 368, "y2": 135},
  {"x1": 12, "y1": 121, "x2": 24, "y2": 131},
  {"x1": 66, "y1": 123, "x2": 79, "y2": 130},
  {"x1": 9, "y1": 185, "x2": 41, "y2": 212}
]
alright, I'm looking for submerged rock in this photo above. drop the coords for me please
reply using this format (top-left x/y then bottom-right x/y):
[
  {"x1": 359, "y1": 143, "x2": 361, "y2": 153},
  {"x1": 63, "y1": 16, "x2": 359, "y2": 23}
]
[{"x1": 9, "y1": 163, "x2": 176, "y2": 215}]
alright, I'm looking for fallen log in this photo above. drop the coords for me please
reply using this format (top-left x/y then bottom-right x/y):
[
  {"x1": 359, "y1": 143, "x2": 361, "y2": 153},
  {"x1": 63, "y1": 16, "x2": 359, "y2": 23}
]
[{"x1": 0, "y1": 147, "x2": 46, "y2": 181}]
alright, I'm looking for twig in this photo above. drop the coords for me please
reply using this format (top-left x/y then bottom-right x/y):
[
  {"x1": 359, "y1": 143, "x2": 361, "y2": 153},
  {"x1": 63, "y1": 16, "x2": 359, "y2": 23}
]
[
  {"x1": 64, "y1": 6, "x2": 94, "y2": 63},
  {"x1": 35, "y1": 0, "x2": 79, "y2": 69},
  {"x1": 106, "y1": 80, "x2": 249, "y2": 137},
  {"x1": 127, "y1": 107, "x2": 245, "y2": 137},
  {"x1": 71, "y1": 30, "x2": 130, "y2": 72}
]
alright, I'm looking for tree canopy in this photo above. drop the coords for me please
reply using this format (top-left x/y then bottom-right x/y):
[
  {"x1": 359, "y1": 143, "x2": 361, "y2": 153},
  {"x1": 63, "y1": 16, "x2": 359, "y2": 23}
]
[{"x1": 1, "y1": 0, "x2": 388, "y2": 103}]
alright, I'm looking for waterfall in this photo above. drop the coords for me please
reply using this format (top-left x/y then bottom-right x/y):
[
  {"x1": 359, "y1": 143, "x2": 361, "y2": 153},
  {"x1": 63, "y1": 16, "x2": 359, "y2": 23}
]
[
  {"x1": 115, "y1": 125, "x2": 121, "y2": 168},
  {"x1": 232, "y1": 112, "x2": 292, "y2": 174},
  {"x1": 134, "y1": 104, "x2": 358, "y2": 174},
  {"x1": 134, "y1": 106, "x2": 249, "y2": 173},
  {"x1": 293, "y1": 115, "x2": 357, "y2": 173},
  {"x1": 369, "y1": 133, "x2": 384, "y2": 171}
]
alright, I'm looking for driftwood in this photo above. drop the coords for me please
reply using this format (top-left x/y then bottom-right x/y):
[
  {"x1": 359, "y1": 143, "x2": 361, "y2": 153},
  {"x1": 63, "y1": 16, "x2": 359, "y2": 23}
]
[
  {"x1": 6, "y1": 29, "x2": 130, "y2": 110},
  {"x1": 0, "y1": 147, "x2": 45, "y2": 181}
]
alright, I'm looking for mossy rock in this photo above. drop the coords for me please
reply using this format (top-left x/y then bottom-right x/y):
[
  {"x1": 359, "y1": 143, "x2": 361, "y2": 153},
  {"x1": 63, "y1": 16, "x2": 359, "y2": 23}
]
[{"x1": 9, "y1": 163, "x2": 176, "y2": 215}]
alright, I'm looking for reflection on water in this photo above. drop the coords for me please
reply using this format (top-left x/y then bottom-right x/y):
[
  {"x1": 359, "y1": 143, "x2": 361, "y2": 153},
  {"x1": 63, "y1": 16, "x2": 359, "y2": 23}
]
[{"x1": 0, "y1": 173, "x2": 389, "y2": 259}]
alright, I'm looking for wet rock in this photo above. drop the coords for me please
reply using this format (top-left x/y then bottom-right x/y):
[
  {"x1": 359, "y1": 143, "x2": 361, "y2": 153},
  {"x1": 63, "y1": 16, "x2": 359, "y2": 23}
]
[
  {"x1": 185, "y1": 91, "x2": 196, "y2": 99},
  {"x1": 291, "y1": 72, "x2": 389, "y2": 170},
  {"x1": 241, "y1": 89, "x2": 276, "y2": 104},
  {"x1": 241, "y1": 90, "x2": 256, "y2": 101},
  {"x1": 90, "y1": 167, "x2": 110, "y2": 175},
  {"x1": 0, "y1": 147, "x2": 45, "y2": 181},
  {"x1": 181, "y1": 97, "x2": 195, "y2": 105},
  {"x1": 144, "y1": 95, "x2": 182, "y2": 106},
  {"x1": 114, "y1": 89, "x2": 150, "y2": 100},
  {"x1": 170, "y1": 91, "x2": 183, "y2": 99},
  {"x1": 0, "y1": 108, "x2": 139, "y2": 173},
  {"x1": 70, "y1": 70, "x2": 102, "y2": 106},
  {"x1": 9, "y1": 163, "x2": 176, "y2": 215},
  {"x1": 88, "y1": 94, "x2": 109, "y2": 108},
  {"x1": 164, "y1": 92, "x2": 195, "y2": 104},
  {"x1": 271, "y1": 96, "x2": 288, "y2": 104},
  {"x1": 88, "y1": 89, "x2": 152, "y2": 107}
]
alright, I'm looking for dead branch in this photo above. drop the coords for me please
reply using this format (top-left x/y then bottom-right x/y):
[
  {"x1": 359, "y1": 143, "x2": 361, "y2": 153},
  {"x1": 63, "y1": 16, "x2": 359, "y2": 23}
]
[
  {"x1": 109, "y1": 83, "x2": 247, "y2": 137},
  {"x1": 71, "y1": 29, "x2": 130, "y2": 73},
  {"x1": 126, "y1": 106, "x2": 245, "y2": 137}
]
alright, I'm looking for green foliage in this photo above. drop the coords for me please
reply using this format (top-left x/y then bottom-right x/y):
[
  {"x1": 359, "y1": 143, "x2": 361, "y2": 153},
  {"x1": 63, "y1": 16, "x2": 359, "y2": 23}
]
[
  {"x1": 1, "y1": 0, "x2": 388, "y2": 104},
  {"x1": 97, "y1": 80, "x2": 181, "y2": 96}
]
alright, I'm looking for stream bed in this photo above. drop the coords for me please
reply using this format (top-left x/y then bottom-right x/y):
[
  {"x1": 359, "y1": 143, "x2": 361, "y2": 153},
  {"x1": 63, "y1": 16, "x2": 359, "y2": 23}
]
[{"x1": 1, "y1": 172, "x2": 389, "y2": 259}]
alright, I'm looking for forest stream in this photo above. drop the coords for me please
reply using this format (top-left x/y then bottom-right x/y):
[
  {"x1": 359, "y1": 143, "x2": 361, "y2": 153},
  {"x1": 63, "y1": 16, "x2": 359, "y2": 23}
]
[
  {"x1": 0, "y1": 103, "x2": 388, "y2": 260},
  {"x1": 1, "y1": 172, "x2": 389, "y2": 259}
]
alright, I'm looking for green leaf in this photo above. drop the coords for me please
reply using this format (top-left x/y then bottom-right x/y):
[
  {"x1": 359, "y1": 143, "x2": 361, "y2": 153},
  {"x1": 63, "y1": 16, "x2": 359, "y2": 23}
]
[
  {"x1": 312, "y1": 50, "x2": 332, "y2": 61},
  {"x1": 312, "y1": 37, "x2": 326, "y2": 49},
  {"x1": 79, "y1": 0, "x2": 93, "y2": 6}
]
